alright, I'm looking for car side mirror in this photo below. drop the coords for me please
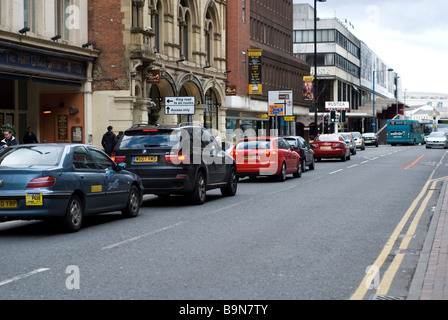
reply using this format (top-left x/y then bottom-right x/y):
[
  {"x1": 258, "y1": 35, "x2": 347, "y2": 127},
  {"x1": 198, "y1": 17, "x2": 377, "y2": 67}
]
[{"x1": 117, "y1": 162, "x2": 126, "y2": 170}]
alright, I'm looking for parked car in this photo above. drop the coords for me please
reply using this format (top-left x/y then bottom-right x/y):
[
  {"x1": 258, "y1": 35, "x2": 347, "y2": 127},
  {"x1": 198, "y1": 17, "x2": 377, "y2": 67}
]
[
  {"x1": 350, "y1": 131, "x2": 365, "y2": 150},
  {"x1": 310, "y1": 134, "x2": 351, "y2": 161},
  {"x1": 362, "y1": 132, "x2": 379, "y2": 147},
  {"x1": 111, "y1": 124, "x2": 237, "y2": 205},
  {"x1": 340, "y1": 133, "x2": 357, "y2": 155},
  {"x1": 230, "y1": 137, "x2": 301, "y2": 181},
  {"x1": 283, "y1": 135, "x2": 315, "y2": 171},
  {"x1": 426, "y1": 131, "x2": 448, "y2": 149},
  {"x1": 0, "y1": 143, "x2": 143, "y2": 232}
]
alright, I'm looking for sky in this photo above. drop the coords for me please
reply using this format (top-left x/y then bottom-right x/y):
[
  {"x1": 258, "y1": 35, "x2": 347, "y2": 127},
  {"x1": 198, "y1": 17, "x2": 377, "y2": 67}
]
[{"x1": 292, "y1": 0, "x2": 448, "y2": 94}]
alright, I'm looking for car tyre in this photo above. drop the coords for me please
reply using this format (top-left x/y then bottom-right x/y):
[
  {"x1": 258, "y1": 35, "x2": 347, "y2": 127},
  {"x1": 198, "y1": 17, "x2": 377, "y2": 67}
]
[
  {"x1": 293, "y1": 161, "x2": 302, "y2": 178},
  {"x1": 122, "y1": 185, "x2": 140, "y2": 218},
  {"x1": 341, "y1": 153, "x2": 347, "y2": 162},
  {"x1": 276, "y1": 162, "x2": 287, "y2": 182},
  {"x1": 188, "y1": 171, "x2": 207, "y2": 205},
  {"x1": 221, "y1": 166, "x2": 238, "y2": 197},
  {"x1": 309, "y1": 158, "x2": 315, "y2": 170},
  {"x1": 62, "y1": 195, "x2": 83, "y2": 233}
]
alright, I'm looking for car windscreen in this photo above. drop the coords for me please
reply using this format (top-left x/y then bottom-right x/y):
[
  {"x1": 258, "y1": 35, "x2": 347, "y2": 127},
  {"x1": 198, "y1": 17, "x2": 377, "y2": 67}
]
[
  {"x1": 118, "y1": 130, "x2": 180, "y2": 149},
  {"x1": 236, "y1": 140, "x2": 271, "y2": 150},
  {"x1": 0, "y1": 145, "x2": 64, "y2": 167},
  {"x1": 429, "y1": 132, "x2": 446, "y2": 138}
]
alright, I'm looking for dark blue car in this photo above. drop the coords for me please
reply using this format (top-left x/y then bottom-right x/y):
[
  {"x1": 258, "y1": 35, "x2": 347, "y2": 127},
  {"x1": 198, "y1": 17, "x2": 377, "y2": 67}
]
[{"x1": 0, "y1": 143, "x2": 143, "y2": 232}]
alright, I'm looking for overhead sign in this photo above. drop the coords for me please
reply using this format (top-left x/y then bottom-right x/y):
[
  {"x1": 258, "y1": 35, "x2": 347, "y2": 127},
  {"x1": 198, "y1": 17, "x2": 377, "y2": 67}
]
[
  {"x1": 325, "y1": 101, "x2": 350, "y2": 111},
  {"x1": 165, "y1": 96, "x2": 195, "y2": 115},
  {"x1": 268, "y1": 90, "x2": 293, "y2": 116}
]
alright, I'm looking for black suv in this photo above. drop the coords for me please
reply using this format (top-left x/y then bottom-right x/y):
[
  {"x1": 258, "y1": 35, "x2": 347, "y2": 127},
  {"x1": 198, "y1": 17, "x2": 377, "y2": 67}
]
[{"x1": 111, "y1": 124, "x2": 237, "y2": 204}]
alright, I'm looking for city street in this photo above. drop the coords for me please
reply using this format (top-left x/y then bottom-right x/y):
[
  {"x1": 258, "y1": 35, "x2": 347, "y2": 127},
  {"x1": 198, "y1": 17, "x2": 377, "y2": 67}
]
[{"x1": 1, "y1": 144, "x2": 447, "y2": 302}]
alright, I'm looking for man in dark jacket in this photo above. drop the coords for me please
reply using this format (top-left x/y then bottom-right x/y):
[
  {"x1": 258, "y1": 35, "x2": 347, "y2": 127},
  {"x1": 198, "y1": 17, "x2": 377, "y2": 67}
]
[
  {"x1": 23, "y1": 126, "x2": 39, "y2": 144},
  {"x1": 1, "y1": 129, "x2": 19, "y2": 148},
  {"x1": 101, "y1": 126, "x2": 117, "y2": 156}
]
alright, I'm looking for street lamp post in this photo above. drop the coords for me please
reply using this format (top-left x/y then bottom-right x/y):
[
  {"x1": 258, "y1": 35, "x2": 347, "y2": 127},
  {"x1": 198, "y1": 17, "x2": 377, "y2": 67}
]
[
  {"x1": 314, "y1": 0, "x2": 326, "y2": 135},
  {"x1": 372, "y1": 68, "x2": 393, "y2": 133}
]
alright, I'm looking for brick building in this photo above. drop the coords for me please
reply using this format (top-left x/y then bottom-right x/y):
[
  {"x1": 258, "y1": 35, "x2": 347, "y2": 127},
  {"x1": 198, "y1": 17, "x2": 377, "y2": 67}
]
[{"x1": 226, "y1": 0, "x2": 311, "y2": 141}]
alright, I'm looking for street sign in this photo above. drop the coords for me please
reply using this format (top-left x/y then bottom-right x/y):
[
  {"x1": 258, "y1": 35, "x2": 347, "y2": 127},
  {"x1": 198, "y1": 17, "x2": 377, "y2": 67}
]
[
  {"x1": 269, "y1": 105, "x2": 284, "y2": 116},
  {"x1": 268, "y1": 90, "x2": 293, "y2": 116},
  {"x1": 325, "y1": 101, "x2": 349, "y2": 111},
  {"x1": 164, "y1": 96, "x2": 195, "y2": 115}
]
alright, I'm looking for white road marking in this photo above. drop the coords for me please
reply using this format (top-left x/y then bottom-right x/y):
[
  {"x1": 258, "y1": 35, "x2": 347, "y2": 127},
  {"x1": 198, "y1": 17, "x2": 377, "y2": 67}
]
[
  {"x1": 0, "y1": 268, "x2": 50, "y2": 287},
  {"x1": 329, "y1": 169, "x2": 343, "y2": 175}
]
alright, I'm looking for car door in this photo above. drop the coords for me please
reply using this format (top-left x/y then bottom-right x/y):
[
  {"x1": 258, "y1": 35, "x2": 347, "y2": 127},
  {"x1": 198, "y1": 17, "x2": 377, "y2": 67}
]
[
  {"x1": 88, "y1": 147, "x2": 129, "y2": 209},
  {"x1": 298, "y1": 136, "x2": 312, "y2": 164},
  {"x1": 201, "y1": 128, "x2": 226, "y2": 184},
  {"x1": 277, "y1": 138, "x2": 295, "y2": 171},
  {"x1": 72, "y1": 146, "x2": 107, "y2": 213}
]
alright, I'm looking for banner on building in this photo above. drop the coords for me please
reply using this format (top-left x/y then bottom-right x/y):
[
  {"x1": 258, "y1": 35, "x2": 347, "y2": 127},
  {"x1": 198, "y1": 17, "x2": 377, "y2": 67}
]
[
  {"x1": 248, "y1": 49, "x2": 262, "y2": 94},
  {"x1": 303, "y1": 76, "x2": 314, "y2": 101}
]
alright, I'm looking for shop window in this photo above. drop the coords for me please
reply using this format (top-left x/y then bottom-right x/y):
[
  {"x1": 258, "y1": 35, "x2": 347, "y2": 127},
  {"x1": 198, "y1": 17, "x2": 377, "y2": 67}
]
[{"x1": 0, "y1": 80, "x2": 14, "y2": 110}]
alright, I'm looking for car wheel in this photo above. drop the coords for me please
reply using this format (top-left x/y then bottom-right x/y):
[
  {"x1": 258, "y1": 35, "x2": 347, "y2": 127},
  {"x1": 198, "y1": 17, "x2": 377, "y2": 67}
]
[
  {"x1": 122, "y1": 185, "x2": 140, "y2": 218},
  {"x1": 309, "y1": 158, "x2": 315, "y2": 170},
  {"x1": 341, "y1": 153, "x2": 347, "y2": 162},
  {"x1": 188, "y1": 171, "x2": 207, "y2": 205},
  {"x1": 293, "y1": 161, "x2": 302, "y2": 178},
  {"x1": 301, "y1": 159, "x2": 306, "y2": 173},
  {"x1": 276, "y1": 162, "x2": 287, "y2": 182},
  {"x1": 62, "y1": 195, "x2": 83, "y2": 233},
  {"x1": 221, "y1": 166, "x2": 238, "y2": 197}
]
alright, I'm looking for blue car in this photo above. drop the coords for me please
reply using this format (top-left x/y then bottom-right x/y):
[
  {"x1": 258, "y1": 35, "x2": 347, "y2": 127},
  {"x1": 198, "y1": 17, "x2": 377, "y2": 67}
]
[{"x1": 0, "y1": 143, "x2": 144, "y2": 232}]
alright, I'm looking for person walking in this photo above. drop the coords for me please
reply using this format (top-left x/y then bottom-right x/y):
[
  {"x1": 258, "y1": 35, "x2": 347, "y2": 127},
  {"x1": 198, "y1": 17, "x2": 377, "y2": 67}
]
[
  {"x1": 23, "y1": 126, "x2": 39, "y2": 144},
  {"x1": 1, "y1": 129, "x2": 19, "y2": 149},
  {"x1": 101, "y1": 125, "x2": 117, "y2": 156}
]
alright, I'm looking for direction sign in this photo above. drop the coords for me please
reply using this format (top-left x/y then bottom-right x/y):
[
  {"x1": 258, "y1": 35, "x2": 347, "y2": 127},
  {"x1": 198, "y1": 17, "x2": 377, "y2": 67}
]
[
  {"x1": 268, "y1": 91, "x2": 293, "y2": 116},
  {"x1": 269, "y1": 105, "x2": 284, "y2": 116},
  {"x1": 165, "y1": 96, "x2": 195, "y2": 115}
]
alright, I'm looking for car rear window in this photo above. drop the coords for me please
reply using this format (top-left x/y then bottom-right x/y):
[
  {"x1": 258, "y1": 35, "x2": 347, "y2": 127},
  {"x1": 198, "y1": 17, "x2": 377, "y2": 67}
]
[
  {"x1": 236, "y1": 140, "x2": 271, "y2": 150},
  {"x1": 0, "y1": 145, "x2": 64, "y2": 166},
  {"x1": 315, "y1": 135, "x2": 340, "y2": 142},
  {"x1": 117, "y1": 130, "x2": 180, "y2": 149}
]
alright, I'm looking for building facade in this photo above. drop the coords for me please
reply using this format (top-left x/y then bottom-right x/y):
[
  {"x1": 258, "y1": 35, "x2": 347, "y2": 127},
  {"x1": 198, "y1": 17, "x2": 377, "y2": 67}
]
[
  {"x1": 88, "y1": 0, "x2": 228, "y2": 147},
  {"x1": 0, "y1": 0, "x2": 98, "y2": 144},
  {"x1": 293, "y1": 4, "x2": 402, "y2": 135},
  {"x1": 226, "y1": 0, "x2": 311, "y2": 142}
]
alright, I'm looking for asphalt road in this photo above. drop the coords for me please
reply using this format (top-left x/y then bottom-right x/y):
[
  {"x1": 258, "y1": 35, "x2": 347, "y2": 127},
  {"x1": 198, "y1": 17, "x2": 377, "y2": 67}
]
[{"x1": 1, "y1": 144, "x2": 447, "y2": 302}]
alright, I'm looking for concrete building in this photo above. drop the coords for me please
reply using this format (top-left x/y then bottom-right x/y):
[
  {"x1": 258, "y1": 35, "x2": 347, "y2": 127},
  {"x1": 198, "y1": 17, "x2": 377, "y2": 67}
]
[
  {"x1": 226, "y1": 0, "x2": 311, "y2": 141},
  {"x1": 0, "y1": 0, "x2": 98, "y2": 144},
  {"x1": 293, "y1": 3, "x2": 402, "y2": 136}
]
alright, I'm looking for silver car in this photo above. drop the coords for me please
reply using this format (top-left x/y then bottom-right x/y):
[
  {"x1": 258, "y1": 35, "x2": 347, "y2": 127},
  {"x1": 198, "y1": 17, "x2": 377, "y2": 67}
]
[
  {"x1": 350, "y1": 132, "x2": 365, "y2": 150},
  {"x1": 340, "y1": 133, "x2": 357, "y2": 155},
  {"x1": 426, "y1": 131, "x2": 448, "y2": 149}
]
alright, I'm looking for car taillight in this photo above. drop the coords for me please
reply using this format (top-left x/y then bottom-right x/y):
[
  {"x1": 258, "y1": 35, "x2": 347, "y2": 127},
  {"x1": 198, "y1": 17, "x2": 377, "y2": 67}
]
[
  {"x1": 333, "y1": 143, "x2": 341, "y2": 148},
  {"x1": 266, "y1": 150, "x2": 277, "y2": 157},
  {"x1": 165, "y1": 152, "x2": 190, "y2": 164},
  {"x1": 27, "y1": 176, "x2": 56, "y2": 188},
  {"x1": 111, "y1": 152, "x2": 126, "y2": 164}
]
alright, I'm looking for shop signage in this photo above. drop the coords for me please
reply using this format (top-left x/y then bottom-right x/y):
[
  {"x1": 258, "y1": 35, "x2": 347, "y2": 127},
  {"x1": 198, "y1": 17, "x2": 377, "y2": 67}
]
[
  {"x1": 248, "y1": 49, "x2": 262, "y2": 95},
  {"x1": 147, "y1": 70, "x2": 160, "y2": 84},
  {"x1": 325, "y1": 101, "x2": 350, "y2": 110}
]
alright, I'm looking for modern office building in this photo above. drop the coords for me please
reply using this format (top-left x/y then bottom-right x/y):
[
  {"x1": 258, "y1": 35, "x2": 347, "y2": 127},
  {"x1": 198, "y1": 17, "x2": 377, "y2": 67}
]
[{"x1": 293, "y1": 3, "x2": 402, "y2": 136}]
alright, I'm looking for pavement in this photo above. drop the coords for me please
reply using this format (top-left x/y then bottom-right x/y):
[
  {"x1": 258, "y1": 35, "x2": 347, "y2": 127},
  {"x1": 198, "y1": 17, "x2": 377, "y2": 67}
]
[{"x1": 408, "y1": 180, "x2": 448, "y2": 300}]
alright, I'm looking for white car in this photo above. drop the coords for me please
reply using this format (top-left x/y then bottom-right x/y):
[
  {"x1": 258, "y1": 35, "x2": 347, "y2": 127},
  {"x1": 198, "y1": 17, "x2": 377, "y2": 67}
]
[
  {"x1": 426, "y1": 132, "x2": 448, "y2": 149},
  {"x1": 350, "y1": 132, "x2": 365, "y2": 150}
]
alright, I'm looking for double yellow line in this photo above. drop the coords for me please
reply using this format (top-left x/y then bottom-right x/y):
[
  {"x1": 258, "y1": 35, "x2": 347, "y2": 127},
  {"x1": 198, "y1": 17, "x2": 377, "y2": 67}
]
[{"x1": 350, "y1": 179, "x2": 438, "y2": 300}]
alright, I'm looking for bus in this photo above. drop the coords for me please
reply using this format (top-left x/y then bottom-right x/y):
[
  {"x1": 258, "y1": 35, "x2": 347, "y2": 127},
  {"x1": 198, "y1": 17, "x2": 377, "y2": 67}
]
[{"x1": 386, "y1": 119, "x2": 425, "y2": 145}]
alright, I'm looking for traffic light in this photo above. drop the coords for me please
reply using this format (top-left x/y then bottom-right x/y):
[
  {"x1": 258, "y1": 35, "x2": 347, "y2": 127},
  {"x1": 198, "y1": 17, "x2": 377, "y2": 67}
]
[{"x1": 330, "y1": 110, "x2": 336, "y2": 122}]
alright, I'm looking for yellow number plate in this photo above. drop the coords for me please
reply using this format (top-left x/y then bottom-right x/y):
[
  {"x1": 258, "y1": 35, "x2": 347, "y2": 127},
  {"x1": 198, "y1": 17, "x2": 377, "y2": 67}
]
[
  {"x1": 133, "y1": 156, "x2": 158, "y2": 163},
  {"x1": 0, "y1": 200, "x2": 17, "y2": 208},
  {"x1": 320, "y1": 146, "x2": 331, "y2": 149},
  {"x1": 26, "y1": 193, "x2": 43, "y2": 206}
]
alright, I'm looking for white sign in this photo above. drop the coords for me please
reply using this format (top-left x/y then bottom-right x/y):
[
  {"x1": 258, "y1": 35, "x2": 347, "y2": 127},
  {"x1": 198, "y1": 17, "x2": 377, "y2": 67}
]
[
  {"x1": 325, "y1": 101, "x2": 350, "y2": 111},
  {"x1": 165, "y1": 96, "x2": 195, "y2": 115},
  {"x1": 268, "y1": 90, "x2": 293, "y2": 116}
]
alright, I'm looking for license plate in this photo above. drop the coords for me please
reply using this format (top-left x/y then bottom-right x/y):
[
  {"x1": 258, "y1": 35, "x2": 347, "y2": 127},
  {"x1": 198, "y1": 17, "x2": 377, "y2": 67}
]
[
  {"x1": 0, "y1": 200, "x2": 17, "y2": 208},
  {"x1": 320, "y1": 146, "x2": 331, "y2": 149},
  {"x1": 26, "y1": 193, "x2": 43, "y2": 206},
  {"x1": 133, "y1": 156, "x2": 158, "y2": 163},
  {"x1": 244, "y1": 155, "x2": 260, "y2": 160}
]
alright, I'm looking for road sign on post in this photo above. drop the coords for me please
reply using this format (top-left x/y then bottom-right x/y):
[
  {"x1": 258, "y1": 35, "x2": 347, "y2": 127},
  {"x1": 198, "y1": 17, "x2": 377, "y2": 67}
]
[
  {"x1": 164, "y1": 97, "x2": 195, "y2": 115},
  {"x1": 268, "y1": 91, "x2": 293, "y2": 116}
]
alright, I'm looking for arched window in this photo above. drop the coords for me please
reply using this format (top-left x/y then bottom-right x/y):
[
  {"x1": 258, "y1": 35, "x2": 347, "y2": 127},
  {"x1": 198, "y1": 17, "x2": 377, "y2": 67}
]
[
  {"x1": 154, "y1": 1, "x2": 160, "y2": 52},
  {"x1": 179, "y1": 0, "x2": 190, "y2": 60}
]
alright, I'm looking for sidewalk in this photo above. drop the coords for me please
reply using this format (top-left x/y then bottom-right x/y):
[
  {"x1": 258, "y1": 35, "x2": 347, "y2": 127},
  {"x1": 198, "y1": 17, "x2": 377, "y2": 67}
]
[{"x1": 408, "y1": 180, "x2": 448, "y2": 300}]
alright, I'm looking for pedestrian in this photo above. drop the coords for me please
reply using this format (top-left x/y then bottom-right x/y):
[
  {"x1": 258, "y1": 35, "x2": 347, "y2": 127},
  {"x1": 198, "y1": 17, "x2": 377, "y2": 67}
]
[
  {"x1": 1, "y1": 129, "x2": 19, "y2": 149},
  {"x1": 23, "y1": 126, "x2": 39, "y2": 144},
  {"x1": 101, "y1": 125, "x2": 118, "y2": 156}
]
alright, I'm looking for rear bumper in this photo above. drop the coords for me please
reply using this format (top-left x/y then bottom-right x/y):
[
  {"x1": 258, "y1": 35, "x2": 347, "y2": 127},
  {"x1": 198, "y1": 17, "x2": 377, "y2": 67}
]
[{"x1": 313, "y1": 148, "x2": 345, "y2": 158}]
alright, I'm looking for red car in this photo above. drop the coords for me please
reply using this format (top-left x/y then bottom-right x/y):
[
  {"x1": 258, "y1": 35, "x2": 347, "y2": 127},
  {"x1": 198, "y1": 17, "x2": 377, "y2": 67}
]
[
  {"x1": 230, "y1": 137, "x2": 301, "y2": 181},
  {"x1": 311, "y1": 134, "x2": 351, "y2": 161}
]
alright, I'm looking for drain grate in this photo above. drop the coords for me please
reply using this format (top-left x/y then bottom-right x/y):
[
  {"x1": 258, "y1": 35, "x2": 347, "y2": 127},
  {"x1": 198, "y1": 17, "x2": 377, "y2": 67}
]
[{"x1": 371, "y1": 294, "x2": 404, "y2": 300}]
